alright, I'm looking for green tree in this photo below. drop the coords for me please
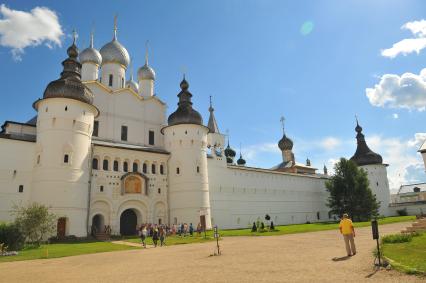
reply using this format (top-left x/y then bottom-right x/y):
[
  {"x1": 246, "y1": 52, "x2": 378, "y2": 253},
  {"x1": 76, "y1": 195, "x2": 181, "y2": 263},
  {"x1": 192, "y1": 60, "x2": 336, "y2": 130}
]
[
  {"x1": 326, "y1": 158, "x2": 380, "y2": 221},
  {"x1": 12, "y1": 203, "x2": 56, "y2": 247}
]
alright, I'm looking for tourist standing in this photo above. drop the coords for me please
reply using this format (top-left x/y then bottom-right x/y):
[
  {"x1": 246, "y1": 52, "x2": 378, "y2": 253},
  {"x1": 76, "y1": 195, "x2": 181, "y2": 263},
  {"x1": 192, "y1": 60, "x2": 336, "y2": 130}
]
[
  {"x1": 140, "y1": 225, "x2": 147, "y2": 248},
  {"x1": 339, "y1": 213, "x2": 356, "y2": 256},
  {"x1": 159, "y1": 227, "x2": 166, "y2": 246},
  {"x1": 197, "y1": 223, "x2": 202, "y2": 236},
  {"x1": 189, "y1": 223, "x2": 194, "y2": 236}
]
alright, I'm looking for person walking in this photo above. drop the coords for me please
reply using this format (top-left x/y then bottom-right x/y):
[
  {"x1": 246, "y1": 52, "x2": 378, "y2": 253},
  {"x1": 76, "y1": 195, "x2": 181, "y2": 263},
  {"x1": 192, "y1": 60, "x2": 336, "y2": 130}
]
[
  {"x1": 159, "y1": 226, "x2": 166, "y2": 246},
  {"x1": 189, "y1": 223, "x2": 194, "y2": 236},
  {"x1": 140, "y1": 225, "x2": 147, "y2": 248},
  {"x1": 152, "y1": 227, "x2": 159, "y2": 247},
  {"x1": 339, "y1": 213, "x2": 356, "y2": 256}
]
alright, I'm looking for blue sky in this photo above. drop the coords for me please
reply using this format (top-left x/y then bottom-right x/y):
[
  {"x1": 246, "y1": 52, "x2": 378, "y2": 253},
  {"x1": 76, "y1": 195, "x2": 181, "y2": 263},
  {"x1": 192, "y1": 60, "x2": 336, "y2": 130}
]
[{"x1": 1, "y1": 0, "x2": 426, "y2": 191}]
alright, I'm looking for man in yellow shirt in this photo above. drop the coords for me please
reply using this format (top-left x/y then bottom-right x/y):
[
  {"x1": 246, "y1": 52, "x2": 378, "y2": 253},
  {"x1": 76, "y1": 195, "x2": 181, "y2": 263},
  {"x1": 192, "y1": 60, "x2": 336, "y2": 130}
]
[{"x1": 339, "y1": 213, "x2": 356, "y2": 256}]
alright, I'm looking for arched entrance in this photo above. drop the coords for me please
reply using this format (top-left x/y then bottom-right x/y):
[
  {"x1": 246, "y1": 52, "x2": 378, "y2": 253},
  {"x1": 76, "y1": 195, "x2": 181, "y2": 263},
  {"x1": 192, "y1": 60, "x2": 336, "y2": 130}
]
[
  {"x1": 120, "y1": 209, "x2": 138, "y2": 236},
  {"x1": 92, "y1": 214, "x2": 104, "y2": 234},
  {"x1": 57, "y1": 217, "x2": 67, "y2": 239}
]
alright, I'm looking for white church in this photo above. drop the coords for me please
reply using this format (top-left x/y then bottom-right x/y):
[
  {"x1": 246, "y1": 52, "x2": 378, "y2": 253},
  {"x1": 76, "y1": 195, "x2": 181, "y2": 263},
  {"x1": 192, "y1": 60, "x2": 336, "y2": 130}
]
[{"x1": 0, "y1": 22, "x2": 392, "y2": 238}]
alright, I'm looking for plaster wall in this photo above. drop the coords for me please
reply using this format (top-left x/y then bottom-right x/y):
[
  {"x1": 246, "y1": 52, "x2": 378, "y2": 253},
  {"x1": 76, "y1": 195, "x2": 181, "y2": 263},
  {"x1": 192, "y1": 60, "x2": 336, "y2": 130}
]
[{"x1": 360, "y1": 164, "x2": 391, "y2": 216}]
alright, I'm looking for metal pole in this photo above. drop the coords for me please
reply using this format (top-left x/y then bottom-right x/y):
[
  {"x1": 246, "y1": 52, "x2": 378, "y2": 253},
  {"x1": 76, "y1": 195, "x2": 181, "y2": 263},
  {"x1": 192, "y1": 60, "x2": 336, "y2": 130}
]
[{"x1": 376, "y1": 237, "x2": 381, "y2": 267}]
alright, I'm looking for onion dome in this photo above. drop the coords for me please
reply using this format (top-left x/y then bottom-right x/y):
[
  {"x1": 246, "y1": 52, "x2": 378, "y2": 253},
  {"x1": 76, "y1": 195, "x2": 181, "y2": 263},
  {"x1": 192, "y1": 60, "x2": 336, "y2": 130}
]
[
  {"x1": 278, "y1": 134, "x2": 293, "y2": 151},
  {"x1": 99, "y1": 18, "x2": 130, "y2": 67},
  {"x1": 224, "y1": 141, "x2": 236, "y2": 158},
  {"x1": 350, "y1": 119, "x2": 383, "y2": 166},
  {"x1": 126, "y1": 73, "x2": 139, "y2": 92},
  {"x1": 168, "y1": 77, "x2": 203, "y2": 126},
  {"x1": 137, "y1": 43, "x2": 156, "y2": 81},
  {"x1": 79, "y1": 32, "x2": 102, "y2": 65},
  {"x1": 38, "y1": 34, "x2": 94, "y2": 106},
  {"x1": 237, "y1": 153, "x2": 246, "y2": 166}
]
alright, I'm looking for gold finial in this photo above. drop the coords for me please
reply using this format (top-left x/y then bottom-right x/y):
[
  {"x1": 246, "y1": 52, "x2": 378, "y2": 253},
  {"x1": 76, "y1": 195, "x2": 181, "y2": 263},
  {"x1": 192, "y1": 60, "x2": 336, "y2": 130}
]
[
  {"x1": 280, "y1": 116, "x2": 285, "y2": 134},
  {"x1": 113, "y1": 14, "x2": 118, "y2": 40}
]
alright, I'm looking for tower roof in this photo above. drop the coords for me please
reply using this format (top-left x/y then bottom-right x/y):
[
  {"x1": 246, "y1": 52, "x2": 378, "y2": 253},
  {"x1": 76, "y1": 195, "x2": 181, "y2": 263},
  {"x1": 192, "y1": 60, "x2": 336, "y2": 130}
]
[
  {"x1": 137, "y1": 42, "x2": 156, "y2": 81},
  {"x1": 39, "y1": 32, "x2": 94, "y2": 106},
  {"x1": 207, "y1": 96, "x2": 219, "y2": 133},
  {"x1": 350, "y1": 119, "x2": 383, "y2": 166},
  {"x1": 167, "y1": 77, "x2": 203, "y2": 126},
  {"x1": 79, "y1": 32, "x2": 102, "y2": 65}
]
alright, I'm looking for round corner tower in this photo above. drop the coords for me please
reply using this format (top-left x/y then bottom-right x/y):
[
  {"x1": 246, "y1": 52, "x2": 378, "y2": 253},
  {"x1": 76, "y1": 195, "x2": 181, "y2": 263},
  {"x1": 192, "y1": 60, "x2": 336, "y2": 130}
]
[
  {"x1": 350, "y1": 121, "x2": 390, "y2": 216},
  {"x1": 31, "y1": 38, "x2": 99, "y2": 237},
  {"x1": 162, "y1": 78, "x2": 212, "y2": 229}
]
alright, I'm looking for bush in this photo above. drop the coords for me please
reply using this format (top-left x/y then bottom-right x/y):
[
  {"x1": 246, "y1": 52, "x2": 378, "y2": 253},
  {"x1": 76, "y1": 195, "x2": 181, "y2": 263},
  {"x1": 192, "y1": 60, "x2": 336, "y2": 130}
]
[
  {"x1": 396, "y1": 208, "x2": 408, "y2": 216},
  {"x1": 0, "y1": 223, "x2": 25, "y2": 251},
  {"x1": 381, "y1": 233, "x2": 417, "y2": 244}
]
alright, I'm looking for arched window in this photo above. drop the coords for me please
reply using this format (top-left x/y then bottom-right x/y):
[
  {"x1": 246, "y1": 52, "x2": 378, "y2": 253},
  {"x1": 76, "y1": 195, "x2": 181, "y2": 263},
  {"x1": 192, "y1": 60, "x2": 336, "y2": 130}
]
[
  {"x1": 113, "y1": 160, "x2": 119, "y2": 172},
  {"x1": 121, "y1": 77, "x2": 124, "y2": 88},
  {"x1": 176, "y1": 167, "x2": 180, "y2": 174},
  {"x1": 133, "y1": 162, "x2": 138, "y2": 172},
  {"x1": 64, "y1": 154, "x2": 69, "y2": 164},
  {"x1": 108, "y1": 74, "x2": 113, "y2": 87},
  {"x1": 160, "y1": 164, "x2": 164, "y2": 175},
  {"x1": 151, "y1": 164, "x2": 156, "y2": 174},
  {"x1": 92, "y1": 158, "x2": 98, "y2": 170},
  {"x1": 123, "y1": 161, "x2": 128, "y2": 172},
  {"x1": 197, "y1": 166, "x2": 200, "y2": 173},
  {"x1": 143, "y1": 163, "x2": 147, "y2": 174},
  {"x1": 103, "y1": 159, "x2": 109, "y2": 171},
  {"x1": 158, "y1": 188, "x2": 161, "y2": 194}
]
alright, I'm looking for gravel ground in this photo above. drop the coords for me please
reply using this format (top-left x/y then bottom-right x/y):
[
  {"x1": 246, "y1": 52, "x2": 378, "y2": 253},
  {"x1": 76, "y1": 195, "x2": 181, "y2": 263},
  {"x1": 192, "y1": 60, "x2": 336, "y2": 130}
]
[{"x1": 0, "y1": 222, "x2": 423, "y2": 283}]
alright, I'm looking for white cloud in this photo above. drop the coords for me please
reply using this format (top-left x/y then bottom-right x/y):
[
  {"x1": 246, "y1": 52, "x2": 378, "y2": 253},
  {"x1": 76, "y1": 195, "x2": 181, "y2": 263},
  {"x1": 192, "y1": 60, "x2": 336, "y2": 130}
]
[
  {"x1": 392, "y1": 113, "x2": 399, "y2": 119},
  {"x1": 0, "y1": 4, "x2": 63, "y2": 61},
  {"x1": 381, "y1": 20, "x2": 426, "y2": 58},
  {"x1": 320, "y1": 137, "x2": 341, "y2": 151},
  {"x1": 366, "y1": 69, "x2": 426, "y2": 111}
]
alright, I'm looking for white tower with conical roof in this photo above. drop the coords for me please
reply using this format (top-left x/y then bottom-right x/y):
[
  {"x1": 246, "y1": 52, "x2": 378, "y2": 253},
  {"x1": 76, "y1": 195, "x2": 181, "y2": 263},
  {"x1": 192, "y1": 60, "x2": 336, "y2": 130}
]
[
  {"x1": 162, "y1": 78, "x2": 212, "y2": 229},
  {"x1": 31, "y1": 35, "x2": 99, "y2": 237}
]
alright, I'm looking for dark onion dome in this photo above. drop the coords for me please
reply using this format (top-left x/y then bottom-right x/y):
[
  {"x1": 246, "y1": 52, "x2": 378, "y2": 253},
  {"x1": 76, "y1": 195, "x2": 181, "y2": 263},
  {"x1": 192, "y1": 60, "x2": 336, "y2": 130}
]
[
  {"x1": 237, "y1": 153, "x2": 246, "y2": 165},
  {"x1": 224, "y1": 142, "x2": 236, "y2": 158},
  {"x1": 79, "y1": 33, "x2": 102, "y2": 65},
  {"x1": 37, "y1": 38, "x2": 94, "y2": 107},
  {"x1": 350, "y1": 121, "x2": 383, "y2": 166},
  {"x1": 99, "y1": 20, "x2": 130, "y2": 67},
  {"x1": 278, "y1": 133, "x2": 293, "y2": 151},
  {"x1": 167, "y1": 78, "x2": 203, "y2": 126}
]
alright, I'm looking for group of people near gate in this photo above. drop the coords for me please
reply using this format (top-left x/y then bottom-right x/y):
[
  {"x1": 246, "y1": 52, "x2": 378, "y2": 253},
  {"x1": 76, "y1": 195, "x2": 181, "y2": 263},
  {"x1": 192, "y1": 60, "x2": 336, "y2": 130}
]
[{"x1": 137, "y1": 222, "x2": 204, "y2": 248}]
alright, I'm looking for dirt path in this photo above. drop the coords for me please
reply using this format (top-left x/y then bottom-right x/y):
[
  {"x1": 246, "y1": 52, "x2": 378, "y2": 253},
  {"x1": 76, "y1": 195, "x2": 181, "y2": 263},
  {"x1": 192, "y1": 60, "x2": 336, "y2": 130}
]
[{"x1": 0, "y1": 222, "x2": 423, "y2": 283}]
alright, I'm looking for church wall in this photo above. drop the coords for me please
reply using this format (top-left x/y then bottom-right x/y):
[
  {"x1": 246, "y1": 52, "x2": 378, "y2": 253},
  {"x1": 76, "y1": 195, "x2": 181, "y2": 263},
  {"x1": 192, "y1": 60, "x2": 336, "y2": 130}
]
[
  {"x1": 389, "y1": 203, "x2": 426, "y2": 216},
  {"x1": 0, "y1": 139, "x2": 34, "y2": 222},
  {"x1": 207, "y1": 159, "x2": 330, "y2": 229},
  {"x1": 88, "y1": 83, "x2": 165, "y2": 148},
  {"x1": 90, "y1": 145, "x2": 168, "y2": 235}
]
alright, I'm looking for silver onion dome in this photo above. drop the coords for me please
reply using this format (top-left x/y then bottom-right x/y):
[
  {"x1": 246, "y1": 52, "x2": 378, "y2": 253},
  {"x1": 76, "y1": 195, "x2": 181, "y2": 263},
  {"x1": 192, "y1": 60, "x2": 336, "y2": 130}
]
[
  {"x1": 126, "y1": 73, "x2": 139, "y2": 92},
  {"x1": 137, "y1": 64, "x2": 156, "y2": 81},
  {"x1": 99, "y1": 19, "x2": 130, "y2": 67},
  {"x1": 79, "y1": 33, "x2": 102, "y2": 65}
]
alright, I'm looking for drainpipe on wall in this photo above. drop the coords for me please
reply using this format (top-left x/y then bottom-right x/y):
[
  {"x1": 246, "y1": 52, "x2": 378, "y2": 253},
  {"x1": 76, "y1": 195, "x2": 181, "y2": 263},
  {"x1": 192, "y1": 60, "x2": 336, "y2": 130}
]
[{"x1": 86, "y1": 144, "x2": 94, "y2": 236}]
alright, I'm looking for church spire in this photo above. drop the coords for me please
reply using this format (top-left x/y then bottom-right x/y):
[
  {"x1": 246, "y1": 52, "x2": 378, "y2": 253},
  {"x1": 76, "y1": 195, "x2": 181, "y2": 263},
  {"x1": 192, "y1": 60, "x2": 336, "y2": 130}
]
[
  {"x1": 113, "y1": 15, "x2": 118, "y2": 40},
  {"x1": 207, "y1": 96, "x2": 220, "y2": 133}
]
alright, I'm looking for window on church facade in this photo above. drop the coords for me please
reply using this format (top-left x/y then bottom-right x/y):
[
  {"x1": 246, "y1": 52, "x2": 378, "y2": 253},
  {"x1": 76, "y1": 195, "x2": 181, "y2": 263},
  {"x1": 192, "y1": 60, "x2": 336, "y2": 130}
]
[
  {"x1": 143, "y1": 163, "x2": 147, "y2": 174},
  {"x1": 113, "y1": 160, "x2": 119, "y2": 172},
  {"x1": 123, "y1": 161, "x2": 128, "y2": 172},
  {"x1": 109, "y1": 74, "x2": 113, "y2": 87},
  {"x1": 197, "y1": 166, "x2": 200, "y2": 173},
  {"x1": 151, "y1": 164, "x2": 156, "y2": 174},
  {"x1": 133, "y1": 162, "x2": 138, "y2": 172},
  {"x1": 160, "y1": 164, "x2": 164, "y2": 175},
  {"x1": 103, "y1": 159, "x2": 109, "y2": 171},
  {"x1": 93, "y1": 121, "x2": 99, "y2": 137},
  {"x1": 37, "y1": 155, "x2": 40, "y2": 165},
  {"x1": 176, "y1": 167, "x2": 180, "y2": 174},
  {"x1": 149, "y1": 130, "x2": 155, "y2": 145},
  {"x1": 158, "y1": 188, "x2": 161, "y2": 194},
  {"x1": 121, "y1": 125, "x2": 128, "y2": 141},
  {"x1": 64, "y1": 154, "x2": 69, "y2": 164},
  {"x1": 121, "y1": 77, "x2": 124, "y2": 88},
  {"x1": 18, "y1": 185, "x2": 24, "y2": 193},
  {"x1": 100, "y1": 186, "x2": 104, "y2": 192},
  {"x1": 92, "y1": 158, "x2": 98, "y2": 170}
]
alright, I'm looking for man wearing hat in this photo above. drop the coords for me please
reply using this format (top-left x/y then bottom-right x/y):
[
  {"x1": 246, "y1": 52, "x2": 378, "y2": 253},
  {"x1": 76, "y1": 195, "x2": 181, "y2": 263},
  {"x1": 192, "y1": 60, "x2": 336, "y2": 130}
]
[{"x1": 339, "y1": 213, "x2": 356, "y2": 256}]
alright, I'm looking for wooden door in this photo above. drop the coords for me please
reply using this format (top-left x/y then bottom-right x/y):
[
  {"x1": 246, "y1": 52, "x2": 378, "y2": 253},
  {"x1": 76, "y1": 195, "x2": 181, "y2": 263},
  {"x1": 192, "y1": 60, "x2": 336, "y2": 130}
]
[{"x1": 57, "y1": 218, "x2": 66, "y2": 238}]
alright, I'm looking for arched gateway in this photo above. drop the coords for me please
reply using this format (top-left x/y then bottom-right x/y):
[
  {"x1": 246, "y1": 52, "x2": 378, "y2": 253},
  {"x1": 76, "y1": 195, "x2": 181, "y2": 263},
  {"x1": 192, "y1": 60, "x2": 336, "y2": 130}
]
[{"x1": 120, "y1": 209, "x2": 138, "y2": 235}]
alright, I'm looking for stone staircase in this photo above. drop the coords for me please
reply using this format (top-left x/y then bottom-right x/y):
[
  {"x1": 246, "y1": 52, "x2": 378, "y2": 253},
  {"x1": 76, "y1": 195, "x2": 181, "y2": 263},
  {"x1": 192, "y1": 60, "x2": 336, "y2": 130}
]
[
  {"x1": 401, "y1": 217, "x2": 426, "y2": 234},
  {"x1": 94, "y1": 232, "x2": 110, "y2": 241}
]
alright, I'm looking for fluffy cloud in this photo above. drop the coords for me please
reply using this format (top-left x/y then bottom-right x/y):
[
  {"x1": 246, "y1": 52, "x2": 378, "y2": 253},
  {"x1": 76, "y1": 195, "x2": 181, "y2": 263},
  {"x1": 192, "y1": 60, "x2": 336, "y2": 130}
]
[
  {"x1": 366, "y1": 69, "x2": 426, "y2": 111},
  {"x1": 382, "y1": 20, "x2": 426, "y2": 58},
  {"x1": 0, "y1": 4, "x2": 63, "y2": 60},
  {"x1": 320, "y1": 137, "x2": 341, "y2": 151}
]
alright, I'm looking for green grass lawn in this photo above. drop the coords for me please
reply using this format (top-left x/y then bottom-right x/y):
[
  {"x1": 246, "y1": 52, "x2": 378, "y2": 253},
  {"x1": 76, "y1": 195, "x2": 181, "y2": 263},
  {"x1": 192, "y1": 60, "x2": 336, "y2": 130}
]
[
  {"x1": 383, "y1": 232, "x2": 426, "y2": 274},
  {"x1": 125, "y1": 234, "x2": 215, "y2": 246},
  {"x1": 0, "y1": 242, "x2": 138, "y2": 263},
  {"x1": 205, "y1": 215, "x2": 416, "y2": 237}
]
